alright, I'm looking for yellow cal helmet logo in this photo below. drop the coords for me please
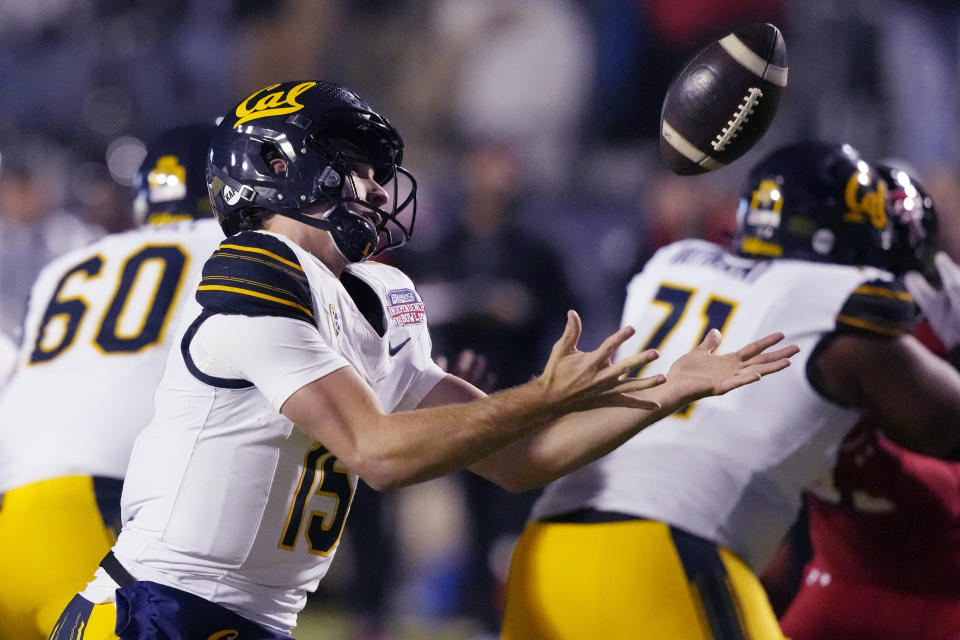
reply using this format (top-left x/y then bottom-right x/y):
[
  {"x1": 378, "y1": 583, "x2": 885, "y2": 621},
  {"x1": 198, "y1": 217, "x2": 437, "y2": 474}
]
[
  {"x1": 233, "y1": 81, "x2": 317, "y2": 129},
  {"x1": 750, "y1": 179, "x2": 784, "y2": 213},
  {"x1": 147, "y1": 155, "x2": 187, "y2": 202},
  {"x1": 745, "y1": 179, "x2": 784, "y2": 230},
  {"x1": 842, "y1": 171, "x2": 888, "y2": 230},
  {"x1": 205, "y1": 630, "x2": 239, "y2": 640}
]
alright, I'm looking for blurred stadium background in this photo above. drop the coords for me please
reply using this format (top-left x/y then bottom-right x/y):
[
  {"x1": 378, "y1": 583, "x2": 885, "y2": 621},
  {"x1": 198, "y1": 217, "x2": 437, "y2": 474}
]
[{"x1": 2, "y1": 0, "x2": 959, "y2": 638}]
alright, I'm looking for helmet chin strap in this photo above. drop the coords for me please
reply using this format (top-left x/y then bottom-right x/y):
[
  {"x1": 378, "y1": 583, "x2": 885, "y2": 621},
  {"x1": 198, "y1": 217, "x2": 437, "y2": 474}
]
[{"x1": 280, "y1": 205, "x2": 378, "y2": 264}]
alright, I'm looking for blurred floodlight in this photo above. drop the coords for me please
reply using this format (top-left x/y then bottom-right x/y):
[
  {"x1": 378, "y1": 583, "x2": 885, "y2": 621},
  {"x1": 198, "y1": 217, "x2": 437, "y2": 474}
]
[{"x1": 106, "y1": 136, "x2": 146, "y2": 186}]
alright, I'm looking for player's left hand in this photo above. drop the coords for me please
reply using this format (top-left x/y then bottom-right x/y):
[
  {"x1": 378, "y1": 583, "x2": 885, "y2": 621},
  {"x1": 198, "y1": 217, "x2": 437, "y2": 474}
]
[
  {"x1": 905, "y1": 251, "x2": 960, "y2": 350},
  {"x1": 664, "y1": 329, "x2": 798, "y2": 404}
]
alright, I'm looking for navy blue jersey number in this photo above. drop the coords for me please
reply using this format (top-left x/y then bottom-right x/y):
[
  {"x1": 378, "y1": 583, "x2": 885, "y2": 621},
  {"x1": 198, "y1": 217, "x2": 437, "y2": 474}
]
[
  {"x1": 279, "y1": 444, "x2": 356, "y2": 556},
  {"x1": 633, "y1": 285, "x2": 738, "y2": 416},
  {"x1": 29, "y1": 245, "x2": 188, "y2": 364},
  {"x1": 94, "y1": 246, "x2": 188, "y2": 352},
  {"x1": 29, "y1": 256, "x2": 104, "y2": 363}
]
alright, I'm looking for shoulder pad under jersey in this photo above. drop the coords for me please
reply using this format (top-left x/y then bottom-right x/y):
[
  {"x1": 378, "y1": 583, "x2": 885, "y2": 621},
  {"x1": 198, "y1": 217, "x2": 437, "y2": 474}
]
[
  {"x1": 196, "y1": 232, "x2": 315, "y2": 324},
  {"x1": 835, "y1": 278, "x2": 918, "y2": 338}
]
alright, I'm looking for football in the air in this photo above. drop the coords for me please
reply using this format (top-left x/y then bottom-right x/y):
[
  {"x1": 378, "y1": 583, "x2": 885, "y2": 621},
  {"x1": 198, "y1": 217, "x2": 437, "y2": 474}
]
[{"x1": 659, "y1": 22, "x2": 787, "y2": 175}]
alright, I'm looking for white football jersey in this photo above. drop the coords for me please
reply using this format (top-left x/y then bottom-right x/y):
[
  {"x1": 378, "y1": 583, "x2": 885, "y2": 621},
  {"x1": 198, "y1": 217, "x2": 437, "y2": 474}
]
[
  {"x1": 533, "y1": 239, "x2": 899, "y2": 572},
  {"x1": 87, "y1": 231, "x2": 446, "y2": 633},
  {"x1": 0, "y1": 219, "x2": 224, "y2": 492}
]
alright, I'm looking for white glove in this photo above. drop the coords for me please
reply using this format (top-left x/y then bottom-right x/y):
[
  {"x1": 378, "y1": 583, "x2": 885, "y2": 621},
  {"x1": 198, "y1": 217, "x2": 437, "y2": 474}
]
[{"x1": 904, "y1": 251, "x2": 960, "y2": 349}]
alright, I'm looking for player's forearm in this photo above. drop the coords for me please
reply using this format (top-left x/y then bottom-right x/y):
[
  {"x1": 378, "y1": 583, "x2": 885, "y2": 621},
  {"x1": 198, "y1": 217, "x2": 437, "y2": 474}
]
[
  {"x1": 469, "y1": 382, "x2": 688, "y2": 492},
  {"x1": 350, "y1": 380, "x2": 566, "y2": 490},
  {"x1": 289, "y1": 314, "x2": 661, "y2": 490}
]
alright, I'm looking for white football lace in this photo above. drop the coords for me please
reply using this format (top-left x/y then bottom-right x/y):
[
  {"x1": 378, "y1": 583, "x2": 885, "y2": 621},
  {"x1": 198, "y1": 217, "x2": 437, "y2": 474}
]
[{"x1": 712, "y1": 87, "x2": 763, "y2": 151}]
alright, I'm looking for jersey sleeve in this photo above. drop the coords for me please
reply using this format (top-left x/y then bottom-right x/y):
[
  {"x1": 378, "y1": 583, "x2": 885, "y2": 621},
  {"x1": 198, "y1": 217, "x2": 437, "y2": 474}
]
[
  {"x1": 191, "y1": 313, "x2": 351, "y2": 412},
  {"x1": 379, "y1": 265, "x2": 448, "y2": 410},
  {"x1": 195, "y1": 231, "x2": 315, "y2": 324},
  {"x1": 394, "y1": 357, "x2": 448, "y2": 412},
  {"x1": 835, "y1": 278, "x2": 918, "y2": 338}
]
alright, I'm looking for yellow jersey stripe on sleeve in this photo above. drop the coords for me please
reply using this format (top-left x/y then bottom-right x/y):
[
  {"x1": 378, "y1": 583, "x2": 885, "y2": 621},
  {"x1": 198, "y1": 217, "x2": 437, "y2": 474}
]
[
  {"x1": 219, "y1": 243, "x2": 305, "y2": 271},
  {"x1": 836, "y1": 314, "x2": 908, "y2": 337},
  {"x1": 197, "y1": 285, "x2": 315, "y2": 318},
  {"x1": 196, "y1": 231, "x2": 316, "y2": 323},
  {"x1": 851, "y1": 285, "x2": 914, "y2": 302}
]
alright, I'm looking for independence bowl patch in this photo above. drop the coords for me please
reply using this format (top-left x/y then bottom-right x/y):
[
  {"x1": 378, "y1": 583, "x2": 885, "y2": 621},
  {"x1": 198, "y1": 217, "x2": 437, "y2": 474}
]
[{"x1": 386, "y1": 288, "x2": 426, "y2": 326}]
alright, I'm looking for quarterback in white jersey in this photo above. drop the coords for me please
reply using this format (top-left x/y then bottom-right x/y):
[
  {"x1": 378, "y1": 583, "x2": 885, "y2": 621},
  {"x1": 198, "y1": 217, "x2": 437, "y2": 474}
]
[
  {"x1": 88, "y1": 231, "x2": 451, "y2": 630},
  {"x1": 0, "y1": 124, "x2": 222, "y2": 640},
  {"x1": 51, "y1": 81, "x2": 796, "y2": 639},
  {"x1": 503, "y1": 142, "x2": 960, "y2": 640}
]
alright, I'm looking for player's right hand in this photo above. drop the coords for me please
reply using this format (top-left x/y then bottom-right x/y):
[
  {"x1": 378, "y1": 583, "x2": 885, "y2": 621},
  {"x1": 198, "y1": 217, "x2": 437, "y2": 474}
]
[
  {"x1": 534, "y1": 310, "x2": 666, "y2": 413},
  {"x1": 905, "y1": 251, "x2": 960, "y2": 350},
  {"x1": 664, "y1": 329, "x2": 799, "y2": 404}
]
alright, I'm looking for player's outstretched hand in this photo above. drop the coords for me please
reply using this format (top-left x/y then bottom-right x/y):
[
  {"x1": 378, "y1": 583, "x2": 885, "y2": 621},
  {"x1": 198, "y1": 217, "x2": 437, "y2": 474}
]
[
  {"x1": 436, "y1": 349, "x2": 498, "y2": 393},
  {"x1": 535, "y1": 310, "x2": 666, "y2": 412},
  {"x1": 664, "y1": 329, "x2": 798, "y2": 404},
  {"x1": 905, "y1": 251, "x2": 960, "y2": 350}
]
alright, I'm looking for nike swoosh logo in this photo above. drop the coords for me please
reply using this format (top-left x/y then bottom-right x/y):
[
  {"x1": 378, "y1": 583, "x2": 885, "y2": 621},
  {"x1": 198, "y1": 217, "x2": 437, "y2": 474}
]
[{"x1": 388, "y1": 337, "x2": 411, "y2": 357}]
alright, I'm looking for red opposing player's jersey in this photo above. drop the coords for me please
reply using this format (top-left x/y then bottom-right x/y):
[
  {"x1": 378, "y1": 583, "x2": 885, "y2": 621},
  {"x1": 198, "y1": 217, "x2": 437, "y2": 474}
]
[{"x1": 805, "y1": 322, "x2": 960, "y2": 593}]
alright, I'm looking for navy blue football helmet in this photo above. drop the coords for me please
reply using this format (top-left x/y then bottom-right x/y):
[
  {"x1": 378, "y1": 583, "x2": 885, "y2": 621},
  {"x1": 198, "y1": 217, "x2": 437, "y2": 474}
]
[
  {"x1": 133, "y1": 123, "x2": 217, "y2": 225},
  {"x1": 206, "y1": 80, "x2": 416, "y2": 263},
  {"x1": 875, "y1": 163, "x2": 939, "y2": 278},
  {"x1": 733, "y1": 141, "x2": 893, "y2": 267}
]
